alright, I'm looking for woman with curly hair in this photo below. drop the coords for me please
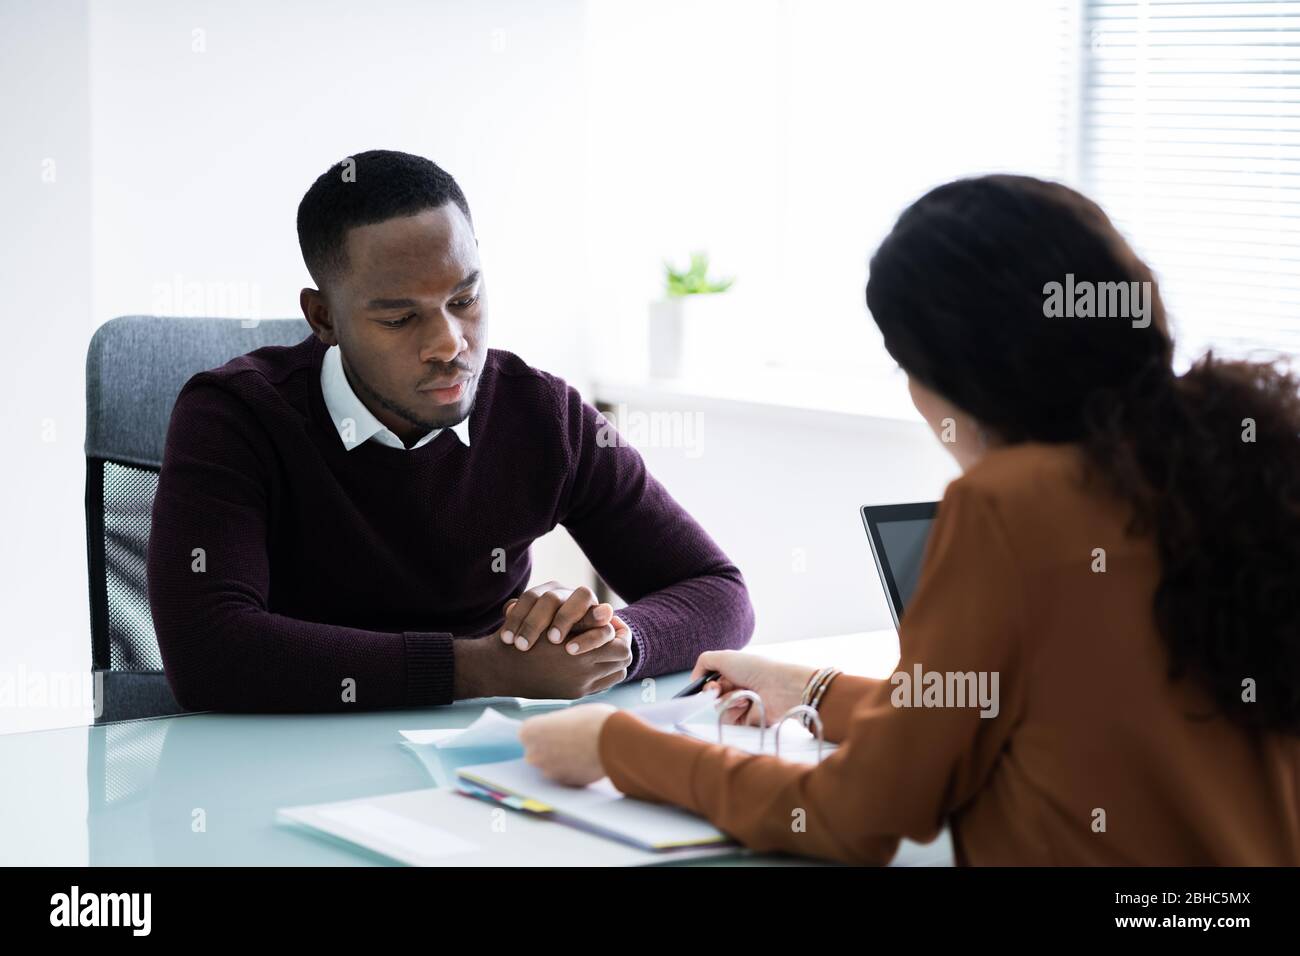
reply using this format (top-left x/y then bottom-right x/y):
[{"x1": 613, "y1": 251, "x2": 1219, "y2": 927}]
[{"x1": 518, "y1": 174, "x2": 1300, "y2": 866}]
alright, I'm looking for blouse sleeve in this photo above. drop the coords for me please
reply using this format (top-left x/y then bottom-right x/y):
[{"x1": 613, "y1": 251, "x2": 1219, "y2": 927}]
[{"x1": 598, "y1": 481, "x2": 1027, "y2": 864}]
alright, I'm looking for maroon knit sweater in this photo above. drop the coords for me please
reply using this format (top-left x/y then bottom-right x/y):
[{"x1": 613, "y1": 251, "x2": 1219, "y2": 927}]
[{"x1": 145, "y1": 334, "x2": 754, "y2": 712}]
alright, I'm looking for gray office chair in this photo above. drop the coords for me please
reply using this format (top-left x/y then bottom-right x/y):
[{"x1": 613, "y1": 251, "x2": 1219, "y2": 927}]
[{"x1": 84, "y1": 315, "x2": 313, "y2": 722}]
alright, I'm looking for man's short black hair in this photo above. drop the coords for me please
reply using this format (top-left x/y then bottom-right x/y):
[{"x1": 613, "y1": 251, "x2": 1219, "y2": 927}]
[{"x1": 297, "y1": 149, "x2": 473, "y2": 287}]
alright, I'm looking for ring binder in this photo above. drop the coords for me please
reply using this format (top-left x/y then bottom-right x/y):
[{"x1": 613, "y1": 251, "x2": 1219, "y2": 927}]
[
  {"x1": 710, "y1": 692, "x2": 828, "y2": 764},
  {"x1": 715, "y1": 689, "x2": 766, "y2": 748},
  {"x1": 774, "y1": 705, "x2": 826, "y2": 763}
]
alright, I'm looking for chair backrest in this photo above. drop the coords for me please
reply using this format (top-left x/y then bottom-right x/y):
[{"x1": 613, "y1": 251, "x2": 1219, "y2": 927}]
[{"x1": 84, "y1": 315, "x2": 313, "y2": 720}]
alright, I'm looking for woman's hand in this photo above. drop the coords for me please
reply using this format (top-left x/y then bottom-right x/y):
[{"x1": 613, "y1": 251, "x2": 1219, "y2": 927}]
[
  {"x1": 519, "y1": 703, "x2": 618, "y2": 786},
  {"x1": 692, "y1": 650, "x2": 818, "y2": 726}
]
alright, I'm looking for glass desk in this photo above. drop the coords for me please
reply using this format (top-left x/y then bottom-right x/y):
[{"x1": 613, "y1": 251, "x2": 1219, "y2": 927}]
[{"x1": 0, "y1": 631, "x2": 952, "y2": 866}]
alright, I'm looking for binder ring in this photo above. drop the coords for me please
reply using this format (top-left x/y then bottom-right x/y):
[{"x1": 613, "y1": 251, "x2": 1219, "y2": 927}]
[
  {"x1": 715, "y1": 689, "x2": 766, "y2": 749},
  {"x1": 774, "y1": 705, "x2": 826, "y2": 763}
]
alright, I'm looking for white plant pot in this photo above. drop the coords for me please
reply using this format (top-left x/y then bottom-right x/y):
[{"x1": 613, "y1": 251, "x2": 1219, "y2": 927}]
[
  {"x1": 647, "y1": 294, "x2": 739, "y2": 380},
  {"x1": 648, "y1": 298, "x2": 685, "y2": 379}
]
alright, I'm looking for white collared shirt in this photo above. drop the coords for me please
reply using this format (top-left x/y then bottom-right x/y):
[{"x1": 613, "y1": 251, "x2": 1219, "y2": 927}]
[{"x1": 320, "y1": 344, "x2": 471, "y2": 451}]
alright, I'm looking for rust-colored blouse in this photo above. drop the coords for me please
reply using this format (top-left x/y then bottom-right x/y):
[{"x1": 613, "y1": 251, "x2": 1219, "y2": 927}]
[{"x1": 598, "y1": 443, "x2": 1300, "y2": 864}]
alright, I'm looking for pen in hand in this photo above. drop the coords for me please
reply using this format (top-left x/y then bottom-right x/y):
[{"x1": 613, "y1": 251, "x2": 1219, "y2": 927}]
[{"x1": 672, "y1": 670, "x2": 721, "y2": 699}]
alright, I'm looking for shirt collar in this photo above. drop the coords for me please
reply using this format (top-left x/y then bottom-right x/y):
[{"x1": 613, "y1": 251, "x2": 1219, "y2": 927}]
[{"x1": 320, "y1": 344, "x2": 471, "y2": 451}]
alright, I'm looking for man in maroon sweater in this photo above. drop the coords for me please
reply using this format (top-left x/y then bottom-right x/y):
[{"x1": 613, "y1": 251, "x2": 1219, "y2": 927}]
[{"x1": 145, "y1": 149, "x2": 754, "y2": 712}]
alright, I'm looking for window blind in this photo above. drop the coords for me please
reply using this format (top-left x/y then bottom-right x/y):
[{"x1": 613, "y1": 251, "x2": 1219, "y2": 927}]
[{"x1": 1082, "y1": 0, "x2": 1300, "y2": 363}]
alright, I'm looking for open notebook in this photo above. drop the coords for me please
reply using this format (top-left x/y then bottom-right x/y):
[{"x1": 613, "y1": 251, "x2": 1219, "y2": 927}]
[
  {"x1": 276, "y1": 786, "x2": 738, "y2": 866},
  {"x1": 278, "y1": 781, "x2": 953, "y2": 866},
  {"x1": 456, "y1": 757, "x2": 731, "y2": 851},
  {"x1": 451, "y1": 714, "x2": 838, "y2": 850},
  {"x1": 278, "y1": 690, "x2": 952, "y2": 864},
  {"x1": 675, "y1": 720, "x2": 835, "y2": 764}
]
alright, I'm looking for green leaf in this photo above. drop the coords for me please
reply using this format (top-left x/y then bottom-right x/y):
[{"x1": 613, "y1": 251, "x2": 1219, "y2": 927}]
[{"x1": 663, "y1": 250, "x2": 734, "y2": 297}]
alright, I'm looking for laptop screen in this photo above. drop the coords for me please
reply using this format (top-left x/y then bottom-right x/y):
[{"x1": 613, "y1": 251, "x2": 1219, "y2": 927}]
[{"x1": 859, "y1": 502, "x2": 938, "y2": 629}]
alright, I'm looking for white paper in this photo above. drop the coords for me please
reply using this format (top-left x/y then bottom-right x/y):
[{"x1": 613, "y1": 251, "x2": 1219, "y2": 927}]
[
  {"x1": 675, "y1": 720, "x2": 837, "y2": 764},
  {"x1": 510, "y1": 696, "x2": 574, "y2": 709},
  {"x1": 400, "y1": 692, "x2": 719, "y2": 752},
  {"x1": 459, "y1": 695, "x2": 574, "y2": 709},
  {"x1": 276, "y1": 787, "x2": 741, "y2": 866},
  {"x1": 313, "y1": 803, "x2": 481, "y2": 862},
  {"x1": 398, "y1": 728, "x2": 462, "y2": 746},
  {"x1": 628, "y1": 685, "x2": 719, "y2": 725},
  {"x1": 400, "y1": 707, "x2": 522, "y2": 750}
]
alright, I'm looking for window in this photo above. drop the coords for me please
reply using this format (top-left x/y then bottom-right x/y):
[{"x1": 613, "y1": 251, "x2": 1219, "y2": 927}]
[
  {"x1": 584, "y1": 0, "x2": 1081, "y2": 382},
  {"x1": 1082, "y1": 0, "x2": 1300, "y2": 364}
]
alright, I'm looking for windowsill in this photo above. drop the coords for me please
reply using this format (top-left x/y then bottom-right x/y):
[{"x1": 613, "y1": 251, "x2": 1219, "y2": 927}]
[{"x1": 591, "y1": 364, "x2": 926, "y2": 430}]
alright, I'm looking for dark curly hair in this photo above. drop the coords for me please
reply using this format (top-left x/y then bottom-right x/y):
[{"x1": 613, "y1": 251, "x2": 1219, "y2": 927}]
[{"x1": 866, "y1": 174, "x2": 1300, "y2": 735}]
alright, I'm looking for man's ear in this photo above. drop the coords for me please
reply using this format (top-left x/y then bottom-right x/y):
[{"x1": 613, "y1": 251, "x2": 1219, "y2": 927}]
[{"x1": 300, "y1": 288, "x2": 337, "y2": 346}]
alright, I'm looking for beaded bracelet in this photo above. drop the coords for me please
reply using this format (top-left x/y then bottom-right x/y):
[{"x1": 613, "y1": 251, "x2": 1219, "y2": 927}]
[
  {"x1": 808, "y1": 668, "x2": 842, "y2": 714},
  {"x1": 799, "y1": 666, "x2": 842, "y2": 727},
  {"x1": 801, "y1": 666, "x2": 835, "y2": 708}
]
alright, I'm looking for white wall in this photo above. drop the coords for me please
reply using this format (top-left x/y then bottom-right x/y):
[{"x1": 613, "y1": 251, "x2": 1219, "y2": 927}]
[
  {"x1": 582, "y1": 0, "x2": 1078, "y2": 379},
  {"x1": 596, "y1": 386, "x2": 960, "y2": 642},
  {"x1": 2, "y1": 0, "x2": 592, "y2": 734},
  {"x1": 0, "y1": 0, "x2": 97, "y2": 734},
  {"x1": 579, "y1": 0, "x2": 1069, "y2": 642},
  {"x1": 89, "y1": 0, "x2": 588, "y2": 379},
  {"x1": 3, "y1": 0, "x2": 1066, "y2": 733},
  {"x1": 86, "y1": 0, "x2": 596, "y2": 611}
]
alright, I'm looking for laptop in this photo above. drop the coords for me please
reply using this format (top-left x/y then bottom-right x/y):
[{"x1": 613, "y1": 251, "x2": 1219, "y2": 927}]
[{"x1": 859, "y1": 502, "x2": 938, "y2": 630}]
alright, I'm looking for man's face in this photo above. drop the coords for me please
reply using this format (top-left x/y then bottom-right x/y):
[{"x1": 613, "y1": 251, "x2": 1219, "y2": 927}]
[{"x1": 310, "y1": 203, "x2": 488, "y2": 443}]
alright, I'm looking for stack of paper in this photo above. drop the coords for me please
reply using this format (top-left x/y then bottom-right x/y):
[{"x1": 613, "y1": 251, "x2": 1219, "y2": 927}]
[
  {"x1": 397, "y1": 689, "x2": 843, "y2": 855},
  {"x1": 279, "y1": 688, "x2": 954, "y2": 865},
  {"x1": 400, "y1": 707, "x2": 523, "y2": 751},
  {"x1": 675, "y1": 720, "x2": 838, "y2": 764},
  {"x1": 276, "y1": 787, "x2": 739, "y2": 866},
  {"x1": 398, "y1": 688, "x2": 720, "y2": 756}
]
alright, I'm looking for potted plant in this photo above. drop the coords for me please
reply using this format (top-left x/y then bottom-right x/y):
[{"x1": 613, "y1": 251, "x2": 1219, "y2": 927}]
[{"x1": 648, "y1": 251, "x2": 735, "y2": 379}]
